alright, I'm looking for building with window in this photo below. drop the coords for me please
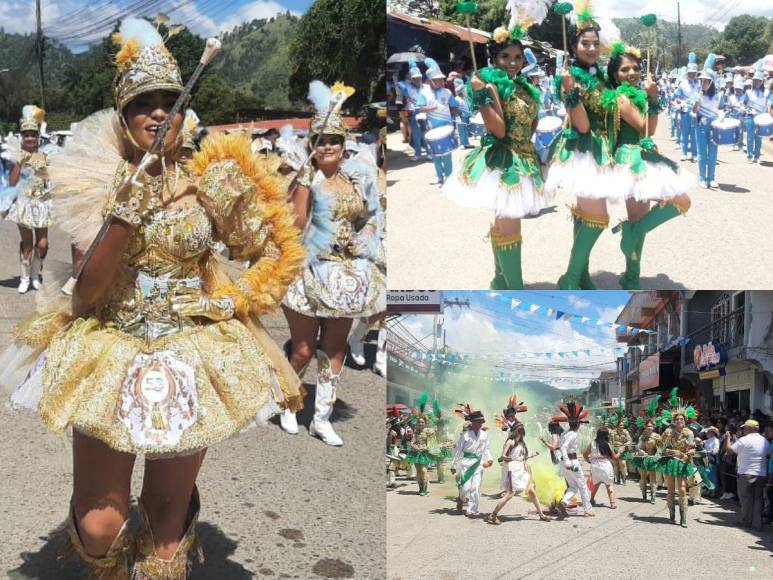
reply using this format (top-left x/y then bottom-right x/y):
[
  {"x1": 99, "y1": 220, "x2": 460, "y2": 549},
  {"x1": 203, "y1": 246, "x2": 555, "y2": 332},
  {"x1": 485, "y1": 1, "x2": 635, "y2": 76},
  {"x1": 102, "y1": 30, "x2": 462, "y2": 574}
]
[{"x1": 680, "y1": 291, "x2": 773, "y2": 416}]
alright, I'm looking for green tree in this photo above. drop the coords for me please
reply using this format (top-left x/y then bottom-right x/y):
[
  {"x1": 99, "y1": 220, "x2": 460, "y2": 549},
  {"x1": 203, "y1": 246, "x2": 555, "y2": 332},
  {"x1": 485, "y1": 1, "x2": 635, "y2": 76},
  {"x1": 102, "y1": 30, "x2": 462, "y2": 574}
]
[
  {"x1": 289, "y1": 0, "x2": 386, "y2": 109},
  {"x1": 711, "y1": 15, "x2": 769, "y2": 66},
  {"x1": 437, "y1": 0, "x2": 505, "y2": 33}
]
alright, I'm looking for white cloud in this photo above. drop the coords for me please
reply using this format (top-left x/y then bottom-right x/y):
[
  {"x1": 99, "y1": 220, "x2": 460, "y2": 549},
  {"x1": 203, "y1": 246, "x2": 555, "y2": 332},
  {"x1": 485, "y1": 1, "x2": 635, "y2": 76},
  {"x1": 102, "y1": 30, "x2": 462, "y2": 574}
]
[
  {"x1": 567, "y1": 294, "x2": 592, "y2": 310},
  {"x1": 597, "y1": 0, "x2": 773, "y2": 31},
  {"x1": 211, "y1": 1, "x2": 299, "y2": 36}
]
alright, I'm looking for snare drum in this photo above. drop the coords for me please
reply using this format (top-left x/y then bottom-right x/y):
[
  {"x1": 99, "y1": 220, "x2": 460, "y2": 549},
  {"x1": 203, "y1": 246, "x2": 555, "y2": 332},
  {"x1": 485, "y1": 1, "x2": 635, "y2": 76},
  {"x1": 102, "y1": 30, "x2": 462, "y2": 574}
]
[
  {"x1": 711, "y1": 118, "x2": 741, "y2": 145},
  {"x1": 467, "y1": 113, "x2": 486, "y2": 138},
  {"x1": 534, "y1": 116, "x2": 563, "y2": 163},
  {"x1": 424, "y1": 125, "x2": 459, "y2": 156},
  {"x1": 754, "y1": 113, "x2": 773, "y2": 136}
]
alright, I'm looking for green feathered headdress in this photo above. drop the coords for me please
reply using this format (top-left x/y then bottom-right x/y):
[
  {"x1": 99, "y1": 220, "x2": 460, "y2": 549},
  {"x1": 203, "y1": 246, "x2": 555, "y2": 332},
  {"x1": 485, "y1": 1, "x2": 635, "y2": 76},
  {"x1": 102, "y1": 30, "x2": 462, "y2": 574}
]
[
  {"x1": 659, "y1": 387, "x2": 698, "y2": 425},
  {"x1": 608, "y1": 401, "x2": 629, "y2": 428},
  {"x1": 636, "y1": 395, "x2": 661, "y2": 428}
]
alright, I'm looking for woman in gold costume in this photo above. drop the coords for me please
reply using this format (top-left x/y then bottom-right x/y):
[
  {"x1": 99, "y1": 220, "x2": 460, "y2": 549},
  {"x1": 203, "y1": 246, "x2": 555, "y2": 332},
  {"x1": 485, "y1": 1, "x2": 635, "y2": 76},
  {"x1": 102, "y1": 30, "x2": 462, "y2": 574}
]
[
  {"x1": 3, "y1": 105, "x2": 53, "y2": 293},
  {"x1": 280, "y1": 81, "x2": 385, "y2": 446},
  {"x1": 654, "y1": 388, "x2": 697, "y2": 528},
  {"x1": 1, "y1": 17, "x2": 303, "y2": 578}
]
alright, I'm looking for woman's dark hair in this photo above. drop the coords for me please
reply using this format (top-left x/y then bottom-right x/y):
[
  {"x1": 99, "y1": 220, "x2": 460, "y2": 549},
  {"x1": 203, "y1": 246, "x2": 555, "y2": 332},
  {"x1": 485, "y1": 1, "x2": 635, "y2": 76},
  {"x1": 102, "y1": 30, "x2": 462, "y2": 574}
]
[
  {"x1": 511, "y1": 423, "x2": 528, "y2": 457},
  {"x1": 595, "y1": 428, "x2": 614, "y2": 458},
  {"x1": 487, "y1": 37, "x2": 524, "y2": 64},
  {"x1": 548, "y1": 421, "x2": 563, "y2": 435},
  {"x1": 607, "y1": 51, "x2": 642, "y2": 89}
]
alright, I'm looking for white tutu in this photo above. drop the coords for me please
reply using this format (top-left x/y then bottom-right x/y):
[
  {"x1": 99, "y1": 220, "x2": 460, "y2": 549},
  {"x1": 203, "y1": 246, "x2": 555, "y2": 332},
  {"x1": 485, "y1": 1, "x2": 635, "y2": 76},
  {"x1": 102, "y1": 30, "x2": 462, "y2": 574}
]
[
  {"x1": 544, "y1": 151, "x2": 628, "y2": 201},
  {"x1": 506, "y1": 461, "x2": 532, "y2": 494},
  {"x1": 613, "y1": 161, "x2": 698, "y2": 203},
  {"x1": 591, "y1": 459, "x2": 615, "y2": 486},
  {"x1": 443, "y1": 168, "x2": 552, "y2": 218},
  {"x1": 0, "y1": 341, "x2": 45, "y2": 411}
]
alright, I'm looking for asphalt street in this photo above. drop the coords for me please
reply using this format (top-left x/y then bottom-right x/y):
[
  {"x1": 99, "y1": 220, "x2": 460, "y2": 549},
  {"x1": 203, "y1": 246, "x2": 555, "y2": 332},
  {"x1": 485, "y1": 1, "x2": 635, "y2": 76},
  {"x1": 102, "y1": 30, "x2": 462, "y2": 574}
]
[
  {"x1": 387, "y1": 471, "x2": 773, "y2": 580},
  {"x1": 387, "y1": 113, "x2": 773, "y2": 290},
  {"x1": 0, "y1": 221, "x2": 385, "y2": 579}
]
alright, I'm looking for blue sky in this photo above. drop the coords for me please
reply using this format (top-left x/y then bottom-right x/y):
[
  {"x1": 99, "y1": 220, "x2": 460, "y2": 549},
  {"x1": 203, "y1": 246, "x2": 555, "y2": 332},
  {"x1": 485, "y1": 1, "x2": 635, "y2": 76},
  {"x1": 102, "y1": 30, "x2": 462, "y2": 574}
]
[
  {"x1": 0, "y1": 0, "x2": 315, "y2": 51},
  {"x1": 398, "y1": 291, "x2": 631, "y2": 387}
]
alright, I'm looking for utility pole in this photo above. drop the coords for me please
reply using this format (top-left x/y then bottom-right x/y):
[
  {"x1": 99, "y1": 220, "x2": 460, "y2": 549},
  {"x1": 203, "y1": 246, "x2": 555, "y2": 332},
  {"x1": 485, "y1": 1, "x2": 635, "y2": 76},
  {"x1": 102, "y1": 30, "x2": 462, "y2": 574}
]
[
  {"x1": 677, "y1": 1, "x2": 682, "y2": 69},
  {"x1": 36, "y1": 0, "x2": 45, "y2": 108}
]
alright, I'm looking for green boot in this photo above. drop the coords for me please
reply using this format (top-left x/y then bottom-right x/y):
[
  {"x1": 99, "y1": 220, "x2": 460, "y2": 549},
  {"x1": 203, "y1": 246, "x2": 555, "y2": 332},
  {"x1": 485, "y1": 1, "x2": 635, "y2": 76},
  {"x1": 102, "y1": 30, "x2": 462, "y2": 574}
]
[
  {"x1": 574, "y1": 217, "x2": 597, "y2": 290},
  {"x1": 489, "y1": 227, "x2": 507, "y2": 290},
  {"x1": 558, "y1": 214, "x2": 606, "y2": 290},
  {"x1": 650, "y1": 486, "x2": 657, "y2": 504},
  {"x1": 679, "y1": 498, "x2": 688, "y2": 528},
  {"x1": 491, "y1": 228, "x2": 524, "y2": 289},
  {"x1": 668, "y1": 499, "x2": 675, "y2": 523}
]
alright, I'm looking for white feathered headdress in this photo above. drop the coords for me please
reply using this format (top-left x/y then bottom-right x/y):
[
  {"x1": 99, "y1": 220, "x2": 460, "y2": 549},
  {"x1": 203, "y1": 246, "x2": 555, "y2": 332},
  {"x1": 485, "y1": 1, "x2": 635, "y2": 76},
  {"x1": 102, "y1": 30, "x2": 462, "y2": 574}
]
[
  {"x1": 568, "y1": 0, "x2": 621, "y2": 52},
  {"x1": 492, "y1": 0, "x2": 551, "y2": 44},
  {"x1": 307, "y1": 80, "x2": 355, "y2": 139},
  {"x1": 19, "y1": 105, "x2": 46, "y2": 133}
]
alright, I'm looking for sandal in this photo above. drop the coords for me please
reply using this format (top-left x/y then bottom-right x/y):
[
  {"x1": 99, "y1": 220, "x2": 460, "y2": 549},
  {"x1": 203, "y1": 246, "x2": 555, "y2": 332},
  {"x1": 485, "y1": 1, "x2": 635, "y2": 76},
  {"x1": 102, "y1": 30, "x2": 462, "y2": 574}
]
[
  {"x1": 539, "y1": 513, "x2": 552, "y2": 522},
  {"x1": 486, "y1": 514, "x2": 501, "y2": 525},
  {"x1": 610, "y1": 502, "x2": 617, "y2": 509}
]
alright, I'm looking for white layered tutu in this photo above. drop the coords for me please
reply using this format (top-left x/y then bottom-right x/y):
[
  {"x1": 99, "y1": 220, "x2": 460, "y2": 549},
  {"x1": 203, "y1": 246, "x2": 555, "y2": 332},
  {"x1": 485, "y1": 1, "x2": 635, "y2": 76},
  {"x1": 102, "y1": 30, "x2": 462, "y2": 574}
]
[
  {"x1": 612, "y1": 161, "x2": 698, "y2": 202},
  {"x1": 544, "y1": 151, "x2": 628, "y2": 202},
  {"x1": 443, "y1": 168, "x2": 552, "y2": 218}
]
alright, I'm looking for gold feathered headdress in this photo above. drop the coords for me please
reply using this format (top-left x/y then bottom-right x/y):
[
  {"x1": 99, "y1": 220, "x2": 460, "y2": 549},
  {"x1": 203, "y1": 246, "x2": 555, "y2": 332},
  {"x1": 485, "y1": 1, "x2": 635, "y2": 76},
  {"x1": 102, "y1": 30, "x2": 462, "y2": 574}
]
[
  {"x1": 112, "y1": 16, "x2": 184, "y2": 111},
  {"x1": 20, "y1": 105, "x2": 46, "y2": 133},
  {"x1": 307, "y1": 80, "x2": 355, "y2": 140}
]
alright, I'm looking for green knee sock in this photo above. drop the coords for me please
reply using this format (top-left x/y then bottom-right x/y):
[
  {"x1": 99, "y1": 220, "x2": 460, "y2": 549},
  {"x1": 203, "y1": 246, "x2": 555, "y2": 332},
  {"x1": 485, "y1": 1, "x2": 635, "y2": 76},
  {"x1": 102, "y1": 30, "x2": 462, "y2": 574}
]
[
  {"x1": 558, "y1": 219, "x2": 605, "y2": 290},
  {"x1": 574, "y1": 218, "x2": 597, "y2": 290}
]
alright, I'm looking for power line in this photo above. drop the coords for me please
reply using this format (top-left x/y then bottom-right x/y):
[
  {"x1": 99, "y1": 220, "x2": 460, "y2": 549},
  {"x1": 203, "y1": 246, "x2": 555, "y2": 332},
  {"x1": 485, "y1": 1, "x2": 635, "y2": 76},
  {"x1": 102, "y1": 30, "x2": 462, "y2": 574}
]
[{"x1": 51, "y1": 0, "x2": 173, "y2": 42}]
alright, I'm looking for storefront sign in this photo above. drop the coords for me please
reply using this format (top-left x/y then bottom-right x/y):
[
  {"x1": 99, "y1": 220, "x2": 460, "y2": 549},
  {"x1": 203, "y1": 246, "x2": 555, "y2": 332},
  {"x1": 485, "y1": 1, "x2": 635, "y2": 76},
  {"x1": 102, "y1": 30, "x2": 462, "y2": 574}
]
[
  {"x1": 699, "y1": 369, "x2": 725, "y2": 380},
  {"x1": 387, "y1": 291, "x2": 444, "y2": 313},
  {"x1": 639, "y1": 353, "x2": 660, "y2": 391},
  {"x1": 693, "y1": 341, "x2": 728, "y2": 371}
]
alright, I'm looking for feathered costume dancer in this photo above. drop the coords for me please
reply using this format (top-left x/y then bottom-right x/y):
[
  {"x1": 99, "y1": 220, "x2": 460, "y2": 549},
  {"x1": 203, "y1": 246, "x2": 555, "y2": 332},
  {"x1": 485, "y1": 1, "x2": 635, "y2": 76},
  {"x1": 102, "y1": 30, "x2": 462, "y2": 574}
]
[
  {"x1": 545, "y1": 0, "x2": 623, "y2": 289},
  {"x1": 0, "y1": 17, "x2": 305, "y2": 577},
  {"x1": 628, "y1": 395, "x2": 663, "y2": 503},
  {"x1": 487, "y1": 395, "x2": 552, "y2": 524},
  {"x1": 553, "y1": 401, "x2": 594, "y2": 516},
  {"x1": 3, "y1": 105, "x2": 54, "y2": 293},
  {"x1": 281, "y1": 80, "x2": 386, "y2": 446},
  {"x1": 607, "y1": 401, "x2": 632, "y2": 484},
  {"x1": 654, "y1": 388, "x2": 698, "y2": 527},
  {"x1": 603, "y1": 41, "x2": 696, "y2": 289},
  {"x1": 451, "y1": 404, "x2": 493, "y2": 516},
  {"x1": 405, "y1": 390, "x2": 439, "y2": 496},
  {"x1": 444, "y1": 0, "x2": 553, "y2": 290}
]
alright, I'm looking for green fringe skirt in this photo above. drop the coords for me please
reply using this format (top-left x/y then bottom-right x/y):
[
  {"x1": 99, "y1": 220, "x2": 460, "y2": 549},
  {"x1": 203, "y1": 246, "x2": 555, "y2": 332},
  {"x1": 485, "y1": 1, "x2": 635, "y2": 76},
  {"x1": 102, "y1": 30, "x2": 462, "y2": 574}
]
[{"x1": 406, "y1": 450, "x2": 436, "y2": 465}]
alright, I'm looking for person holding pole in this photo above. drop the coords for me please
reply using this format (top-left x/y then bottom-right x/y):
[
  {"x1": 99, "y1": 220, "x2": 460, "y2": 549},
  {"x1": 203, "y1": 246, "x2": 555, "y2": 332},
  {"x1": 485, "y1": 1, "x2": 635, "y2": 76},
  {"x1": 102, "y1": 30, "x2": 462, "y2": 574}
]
[{"x1": 0, "y1": 17, "x2": 305, "y2": 576}]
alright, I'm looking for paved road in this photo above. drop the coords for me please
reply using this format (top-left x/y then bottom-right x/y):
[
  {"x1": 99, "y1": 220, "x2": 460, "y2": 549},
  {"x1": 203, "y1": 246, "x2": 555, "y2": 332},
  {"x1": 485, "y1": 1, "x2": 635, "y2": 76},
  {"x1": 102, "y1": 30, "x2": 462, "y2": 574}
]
[
  {"x1": 387, "y1": 473, "x2": 773, "y2": 580},
  {"x1": 387, "y1": 114, "x2": 773, "y2": 289},
  {"x1": 0, "y1": 222, "x2": 385, "y2": 579}
]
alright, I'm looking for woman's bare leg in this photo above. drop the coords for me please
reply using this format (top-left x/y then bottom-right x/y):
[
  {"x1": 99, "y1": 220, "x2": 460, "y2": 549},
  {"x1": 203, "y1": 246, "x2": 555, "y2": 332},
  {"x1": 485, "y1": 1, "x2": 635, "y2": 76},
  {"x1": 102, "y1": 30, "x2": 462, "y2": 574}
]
[
  {"x1": 493, "y1": 216, "x2": 521, "y2": 236},
  {"x1": 140, "y1": 450, "x2": 205, "y2": 559},
  {"x1": 17, "y1": 225, "x2": 33, "y2": 259},
  {"x1": 34, "y1": 227, "x2": 48, "y2": 259},
  {"x1": 72, "y1": 430, "x2": 136, "y2": 556},
  {"x1": 282, "y1": 306, "x2": 321, "y2": 375},
  {"x1": 319, "y1": 318, "x2": 354, "y2": 374},
  {"x1": 625, "y1": 199, "x2": 650, "y2": 223}
]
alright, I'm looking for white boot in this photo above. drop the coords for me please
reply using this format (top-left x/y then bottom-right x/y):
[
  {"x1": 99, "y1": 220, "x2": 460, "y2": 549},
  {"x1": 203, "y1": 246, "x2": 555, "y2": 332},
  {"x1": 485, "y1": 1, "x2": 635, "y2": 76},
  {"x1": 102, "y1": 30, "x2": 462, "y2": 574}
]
[
  {"x1": 347, "y1": 319, "x2": 370, "y2": 366},
  {"x1": 373, "y1": 326, "x2": 387, "y2": 377},
  {"x1": 309, "y1": 349, "x2": 343, "y2": 446},
  {"x1": 279, "y1": 408, "x2": 299, "y2": 434},
  {"x1": 30, "y1": 250, "x2": 43, "y2": 291},
  {"x1": 18, "y1": 253, "x2": 31, "y2": 294}
]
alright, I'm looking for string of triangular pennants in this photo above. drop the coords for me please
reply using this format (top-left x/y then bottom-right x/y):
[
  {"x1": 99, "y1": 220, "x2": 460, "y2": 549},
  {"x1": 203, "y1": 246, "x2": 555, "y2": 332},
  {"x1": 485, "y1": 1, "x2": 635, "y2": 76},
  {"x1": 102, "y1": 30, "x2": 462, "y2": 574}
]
[
  {"x1": 389, "y1": 354, "x2": 598, "y2": 385},
  {"x1": 487, "y1": 292, "x2": 689, "y2": 342}
]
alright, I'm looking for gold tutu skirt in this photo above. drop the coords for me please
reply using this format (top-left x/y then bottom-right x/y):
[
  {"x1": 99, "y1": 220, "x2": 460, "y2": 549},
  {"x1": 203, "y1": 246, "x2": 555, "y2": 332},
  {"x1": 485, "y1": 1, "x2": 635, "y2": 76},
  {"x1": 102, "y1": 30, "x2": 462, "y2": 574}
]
[{"x1": 3, "y1": 310, "x2": 303, "y2": 457}]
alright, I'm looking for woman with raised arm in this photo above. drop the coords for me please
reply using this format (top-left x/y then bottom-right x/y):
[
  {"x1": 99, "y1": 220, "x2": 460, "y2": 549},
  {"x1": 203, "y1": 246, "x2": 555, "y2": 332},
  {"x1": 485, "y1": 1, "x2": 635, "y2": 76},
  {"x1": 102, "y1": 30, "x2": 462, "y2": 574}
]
[{"x1": 1, "y1": 18, "x2": 304, "y2": 577}]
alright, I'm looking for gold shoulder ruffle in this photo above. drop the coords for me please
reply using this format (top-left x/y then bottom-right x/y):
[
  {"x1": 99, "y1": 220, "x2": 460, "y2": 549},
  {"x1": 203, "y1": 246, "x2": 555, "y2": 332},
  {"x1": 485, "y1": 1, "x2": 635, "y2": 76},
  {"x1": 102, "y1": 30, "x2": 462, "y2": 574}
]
[{"x1": 188, "y1": 133, "x2": 304, "y2": 317}]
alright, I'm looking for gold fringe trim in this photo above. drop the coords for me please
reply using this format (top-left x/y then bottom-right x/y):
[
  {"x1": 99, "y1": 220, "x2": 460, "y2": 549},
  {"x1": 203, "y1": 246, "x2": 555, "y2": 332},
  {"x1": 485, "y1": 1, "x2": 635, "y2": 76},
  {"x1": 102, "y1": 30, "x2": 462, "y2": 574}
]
[
  {"x1": 489, "y1": 225, "x2": 522, "y2": 249},
  {"x1": 13, "y1": 309, "x2": 74, "y2": 350},
  {"x1": 190, "y1": 133, "x2": 305, "y2": 318},
  {"x1": 62, "y1": 505, "x2": 133, "y2": 579},
  {"x1": 568, "y1": 205, "x2": 610, "y2": 229}
]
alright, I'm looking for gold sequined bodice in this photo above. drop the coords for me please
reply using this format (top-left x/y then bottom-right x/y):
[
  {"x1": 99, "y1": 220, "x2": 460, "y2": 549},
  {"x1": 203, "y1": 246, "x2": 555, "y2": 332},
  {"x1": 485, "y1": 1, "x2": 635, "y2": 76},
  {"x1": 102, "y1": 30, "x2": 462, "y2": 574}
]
[
  {"x1": 639, "y1": 432, "x2": 661, "y2": 455},
  {"x1": 504, "y1": 86, "x2": 539, "y2": 148},
  {"x1": 662, "y1": 427, "x2": 693, "y2": 453},
  {"x1": 20, "y1": 151, "x2": 50, "y2": 199},
  {"x1": 127, "y1": 206, "x2": 213, "y2": 278},
  {"x1": 319, "y1": 172, "x2": 365, "y2": 258},
  {"x1": 611, "y1": 428, "x2": 631, "y2": 447}
]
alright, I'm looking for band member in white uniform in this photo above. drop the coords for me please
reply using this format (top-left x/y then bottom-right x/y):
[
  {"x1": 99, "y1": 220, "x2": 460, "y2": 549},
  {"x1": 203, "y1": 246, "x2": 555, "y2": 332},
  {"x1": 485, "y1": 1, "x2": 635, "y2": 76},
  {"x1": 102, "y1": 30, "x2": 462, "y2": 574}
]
[
  {"x1": 674, "y1": 53, "x2": 700, "y2": 161},
  {"x1": 553, "y1": 402, "x2": 595, "y2": 517},
  {"x1": 451, "y1": 406, "x2": 493, "y2": 517}
]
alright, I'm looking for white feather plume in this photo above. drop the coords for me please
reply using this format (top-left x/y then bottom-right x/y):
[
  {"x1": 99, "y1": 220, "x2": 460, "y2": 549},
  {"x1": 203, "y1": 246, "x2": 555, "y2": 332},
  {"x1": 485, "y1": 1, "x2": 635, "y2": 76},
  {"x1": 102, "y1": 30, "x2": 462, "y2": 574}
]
[
  {"x1": 119, "y1": 16, "x2": 164, "y2": 48},
  {"x1": 279, "y1": 123, "x2": 294, "y2": 140},
  {"x1": 506, "y1": 0, "x2": 552, "y2": 30},
  {"x1": 307, "y1": 80, "x2": 332, "y2": 114}
]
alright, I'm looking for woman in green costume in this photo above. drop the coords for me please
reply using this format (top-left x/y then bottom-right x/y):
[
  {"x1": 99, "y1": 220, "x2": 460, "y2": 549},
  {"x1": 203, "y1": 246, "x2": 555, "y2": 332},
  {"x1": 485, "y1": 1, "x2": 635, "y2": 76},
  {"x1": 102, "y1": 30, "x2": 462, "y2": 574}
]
[
  {"x1": 444, "y1": 17, "x2": 550, "y2": 290},
  {"x1": 654, "y1": 388, "x2": 698, "y2": 528},
  {"x1": 545, "y1": 1, "x2": 622, "y2": 289},
  {"x1": 629, "y1": 396, "x2": 662, "y2": 504},
  {"x1": 406, "y1": 414, "x2": 438, "y2": 496},
  {"x1": 603, "y1": 43, "x2": 696, "y2": 289}
]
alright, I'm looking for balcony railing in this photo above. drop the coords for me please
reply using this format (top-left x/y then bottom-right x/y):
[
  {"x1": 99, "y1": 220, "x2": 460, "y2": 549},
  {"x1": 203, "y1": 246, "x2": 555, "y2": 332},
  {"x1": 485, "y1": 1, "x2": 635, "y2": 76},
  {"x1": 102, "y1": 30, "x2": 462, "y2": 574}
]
[{"x1": 683, "y1": 306, "x2": 745, "y2": 366}]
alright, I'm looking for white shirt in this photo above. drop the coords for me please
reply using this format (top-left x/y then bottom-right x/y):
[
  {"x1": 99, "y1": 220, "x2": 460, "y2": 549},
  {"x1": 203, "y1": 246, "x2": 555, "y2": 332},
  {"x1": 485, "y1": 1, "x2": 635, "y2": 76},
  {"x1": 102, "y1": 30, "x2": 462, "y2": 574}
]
[
  {"x1": 703, "y1": 437, "x2": 720, "y2": 456},
  {"x1": 731, "y1": 432, "x2": 768, "y2": 476},
  {"x1": 559, "y1": 429, "x2": 579, "y2": 457},
  {"x1": 452, "y1": 428, "x2": 493, "y2": 468},
  {"x1": 746, "y1": 88, "x2": 768, "y2": 115}
]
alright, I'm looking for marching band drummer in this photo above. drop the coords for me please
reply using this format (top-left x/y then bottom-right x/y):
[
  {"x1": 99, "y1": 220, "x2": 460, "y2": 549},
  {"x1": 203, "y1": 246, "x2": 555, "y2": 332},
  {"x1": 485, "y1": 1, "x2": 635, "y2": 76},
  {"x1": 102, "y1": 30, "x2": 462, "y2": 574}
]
[
  {"x1": 399, "y1": 62, "x2": 431, "y2": 162},
  {"x1": 453, "y1": 78, "x2": 473, "y2": 148},
  {"x1": 418, "y1": 58, "x2": 460, "y2": 186},
  {"x1": 693, "y1": 55, "x2": 721, "y2": 189},
  {"x1": 744, "y1": 61, "x2": 769, "y2": 164},
  {"x1": 720, "y1": 75, "x2": 748, "y2": 152},
  {"x1": 674, "y1": 53, "x2": 700, "y2": 162}
]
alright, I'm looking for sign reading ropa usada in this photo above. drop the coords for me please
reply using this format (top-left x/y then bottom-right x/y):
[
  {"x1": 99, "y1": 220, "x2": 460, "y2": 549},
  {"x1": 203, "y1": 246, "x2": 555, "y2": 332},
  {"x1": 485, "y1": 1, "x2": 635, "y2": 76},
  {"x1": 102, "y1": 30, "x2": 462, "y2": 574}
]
[{"x1": 387, "y1": 291, "x2": 444, "y2": 313}]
